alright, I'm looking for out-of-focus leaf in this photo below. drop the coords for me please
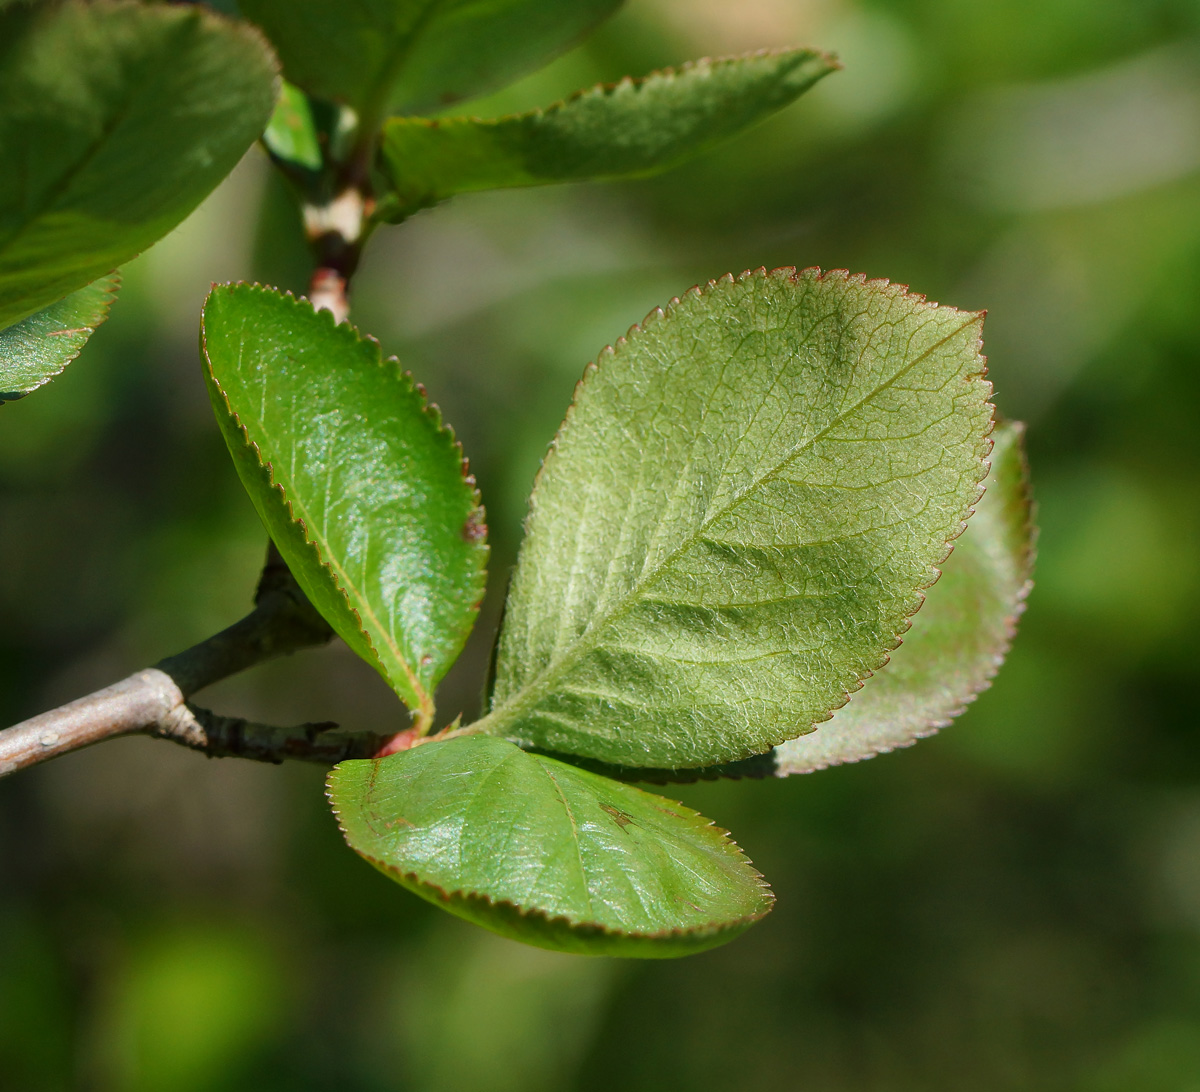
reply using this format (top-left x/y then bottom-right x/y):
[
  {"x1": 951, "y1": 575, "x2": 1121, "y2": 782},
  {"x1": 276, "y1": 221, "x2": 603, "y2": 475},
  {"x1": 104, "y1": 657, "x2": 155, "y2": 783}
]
[
  {"x1": 262, "y1": 79, "x2": 322, "y2": 172},
  {"x1": 0, "y1": 0, "x2": 278, "y2": 331},
  {"x1": 238, "y1": 0, "x2": 622, "y2": 120},
  {"x1": 478, "y1": 268, "x2": 994, "y2": 769},
  {"x1": 328, "y1": 735, "x2": 772, "y2": 956},
  {"x1": 201, "y1": 284, "x2": 487, "y2": 729},
  {"x1": 379, "y1": 49, "x2": 838, "y2": 218},
  {"x1": 0, "y1": 273, "x2": 117, "y2": 403},
  {"x1": 773, "y1": 420, "x2": 1035, "y2": 774}
]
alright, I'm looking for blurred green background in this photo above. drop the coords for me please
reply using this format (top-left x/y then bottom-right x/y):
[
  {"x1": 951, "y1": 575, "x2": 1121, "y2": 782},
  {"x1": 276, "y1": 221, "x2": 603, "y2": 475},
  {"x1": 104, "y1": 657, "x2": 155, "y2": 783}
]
[{"x1": 4, "y1": 0, "x2": 1200, "y2": 1088}]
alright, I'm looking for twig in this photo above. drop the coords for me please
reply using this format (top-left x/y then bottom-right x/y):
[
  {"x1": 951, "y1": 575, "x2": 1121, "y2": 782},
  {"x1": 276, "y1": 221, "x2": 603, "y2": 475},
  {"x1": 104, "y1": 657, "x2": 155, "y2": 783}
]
[
  {"x1": 152, "y1": 703, "x2": 387, "y2": 765},
  {"x1": 0, "y1": 549, "x2": 362, "y2": 778}
]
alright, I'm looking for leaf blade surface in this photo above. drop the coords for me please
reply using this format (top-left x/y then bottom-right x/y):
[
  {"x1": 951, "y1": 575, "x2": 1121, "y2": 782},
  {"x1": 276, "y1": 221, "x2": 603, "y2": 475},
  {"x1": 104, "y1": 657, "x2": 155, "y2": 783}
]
[
  {"x1": 239, "y1": 0, "x2": 621, "y2": 119},
  {"x1": 771, "y1": 419, "x2": 1034, "y2": 774},
  {"x1": 201, "y1": 284, "x2": 487, "y2": 725},
  {"x1": 0, "y1": 273, "x2": 117, "y2": 402},
  {"x1": 0, "y1": 0, "x2": 278, "y2": 331},
  {"x1": 380, "y1": 49, "x2": 837, "y2": 217},
  {"x1": 329, "y1": 735, "x2": 772, "y2": 956},
  {"x1": 481, "y1": 268, "x2": 994, "y2": 769}
]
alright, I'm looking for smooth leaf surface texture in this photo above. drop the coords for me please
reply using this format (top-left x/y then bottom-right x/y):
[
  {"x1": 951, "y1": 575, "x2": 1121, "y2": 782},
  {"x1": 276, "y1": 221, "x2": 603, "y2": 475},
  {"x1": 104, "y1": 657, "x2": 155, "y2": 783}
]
[
  {"x1": 0, "y1": 0, "x2": 277, "y2": 332},
  {"x1": 329, "y1": 735, "x2": 772, "y2": 956},
  {"x1": 262, "y1": 79, "x2": 323, "y2": 172},
  {"x1": 380, "y1": 49, "x2": 838, "y2": 217},
  {"x1": 0, "y1": 273, "x2": 117, "y2": 402},
  {"x1": 202, "y1": 285, "x2": 487, "y2": 727},
  {"x1": 479, "y1": 268, "x2": 994, "y2": 769},
  {"x1": 239, "y1": 0, "x2": 621, "y2": 120},
  {"x1": 772, "y1": 420, "x2": 1034, "y2": 774}
]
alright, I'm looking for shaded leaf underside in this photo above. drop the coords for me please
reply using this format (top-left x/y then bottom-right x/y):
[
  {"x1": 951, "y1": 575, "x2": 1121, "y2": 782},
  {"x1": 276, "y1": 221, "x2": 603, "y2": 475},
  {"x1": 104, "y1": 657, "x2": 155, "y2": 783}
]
[
  {"x1": 380, "y1": 48, "x2": 838, "y2": 217},
  {"x1": 480, "y1": 268, "x2": 994, "y2": 770},
  {"x1": 771, "y1": 419, "x2": 1034, "y2": 774},
  {"x1": 201, "y1": 285, "x2": 487, "y2": 724},
  {"x1": 0, "y1": 273, "x2": 117, "y2": 402},
  {"x1": 0, "y1": 0, "x2": 277, "y2": 331},
  {"x1": 329, "y1": 735, "x2": 772, "y2": 957}
]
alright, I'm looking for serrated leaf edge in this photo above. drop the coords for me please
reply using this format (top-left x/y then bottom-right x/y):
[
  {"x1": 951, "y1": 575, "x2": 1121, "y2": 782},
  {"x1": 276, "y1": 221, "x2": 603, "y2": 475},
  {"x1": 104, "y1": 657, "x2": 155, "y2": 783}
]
[
  {"x1": 389, "y1": 46, "x2": 839, "y2": 131},
  {"x1": 774, "y1": 418, "x2": 1036, "y2": 775},
  {"x1": 325, "y1": 761, "x2": 773, "y2": 947},
  {"x1": 201, "y1": 282, "x2": 488, "y2": 725},
  {"x1": 482, "y1": 266, "x2": 994, "y2": 768},
  {"x1": 0, "y1": 271, "x2": 120, "y2": 401}
]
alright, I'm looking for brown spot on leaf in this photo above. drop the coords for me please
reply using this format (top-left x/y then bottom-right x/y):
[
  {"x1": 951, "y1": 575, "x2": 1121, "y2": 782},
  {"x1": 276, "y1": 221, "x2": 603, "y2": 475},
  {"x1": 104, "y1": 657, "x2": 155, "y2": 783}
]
[
  {"x1": 462, "y1": 509, "x2": 487, "y2": 542},
  {"x1": 600, "y1": 803, "x2": 635, "y2": 830}
]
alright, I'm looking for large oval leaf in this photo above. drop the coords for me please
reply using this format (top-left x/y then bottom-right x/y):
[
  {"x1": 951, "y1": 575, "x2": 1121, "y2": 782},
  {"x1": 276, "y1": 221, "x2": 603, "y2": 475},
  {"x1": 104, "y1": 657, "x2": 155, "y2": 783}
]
[
  {"x1": 329, "y1": 735, "x2": 772, "y2": 956},
  {"x1": 239, "y1": 0, "x2": 621, "y2": 119},
  {"x1": 0, "y1": 273, "x2": 117, "y2": 403},
  {"x1": 202, "y1": 285, "x2": 488, "y2": 730},
  {"x1": 772, "y1": 419, "x2": 1035, "y2": 774},
  {"x1": 0, "y1": 0, "x2": 277, "y2": 331},
  {"x1": 478, "y1": 268, "x2": 994, "y2": 769},
  {"x1": 379, "y1": 49, "x2": 838, "y2": 219}
]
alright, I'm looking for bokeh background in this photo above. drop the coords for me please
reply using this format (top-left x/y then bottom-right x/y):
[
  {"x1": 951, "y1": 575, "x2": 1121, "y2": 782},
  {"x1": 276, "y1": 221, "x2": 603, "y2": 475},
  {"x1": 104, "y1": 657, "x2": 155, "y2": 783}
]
[{"x1": 4, "y1": 0, "x2": 1200, "y2": 1088}]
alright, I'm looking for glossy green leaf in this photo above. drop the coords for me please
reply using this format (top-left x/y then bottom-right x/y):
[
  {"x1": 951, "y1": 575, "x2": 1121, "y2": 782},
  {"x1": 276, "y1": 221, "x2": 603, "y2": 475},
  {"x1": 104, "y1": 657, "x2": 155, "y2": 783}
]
[
  {"x1": 329, "y1": 735, "x2": 772, "y2": 956},
  {"x1": 201, "y1": 284, "x2": 487, "y2": 728},
  {"x1": 0, "y1": 0, "x2": 277, "y2": 331},
  {"x1": 477, "y1": 268, "x2": 994, "y2": 769},
  {"x1": 239, "y1": 0, "x2": 622, "y2": 121},
  {"x1": 379, "y1": 49, "x2": 838, "y2": 218},
  {"x1": 772, "y1": 419, "x2": 1035, "y2": 774},
  {"x1": 262, "y1": 79, "x2": 323, "y2": 172},
  {"x1": 0, "y1": 273, "x2": 117, "y2": 403}
]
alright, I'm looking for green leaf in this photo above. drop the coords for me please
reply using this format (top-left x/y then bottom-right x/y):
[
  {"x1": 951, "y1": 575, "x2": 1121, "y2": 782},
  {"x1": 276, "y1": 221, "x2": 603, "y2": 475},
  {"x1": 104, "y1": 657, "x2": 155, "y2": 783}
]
[
  {"x1": 201, "y1": 284, "x2": 488, "y2": 728},
  {"x1": 476, "y1": 268, "x2": 994, "y2": 770},
  {"x1": 329, "y1": 735, "x2": 772, "y2": 956},
  {"x1": 771, "y1": 419, "x2": 1035, "y2": 774},
  {"x1": 239, "y1": 0, "x2": 622, "y2": 121},
  {"x1": 0, "y1": 0, "x2": 278, "y2": 331},
  {"x1": 0, "y1": 273, "x2": 117, "y2": 403},
  {"x1": 262, "y1": 79, "x2": 323, "y2": 173},
  {"x1": 379, "y1": 49, "x2": 839, "y2": 218}
]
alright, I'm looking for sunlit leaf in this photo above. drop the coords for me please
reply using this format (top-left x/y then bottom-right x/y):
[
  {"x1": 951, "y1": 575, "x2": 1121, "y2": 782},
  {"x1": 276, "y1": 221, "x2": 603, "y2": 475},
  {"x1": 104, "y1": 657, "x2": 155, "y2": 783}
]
[
  {"x1": 0, "y1": 273, "x2": 117, "y2": 403},
  {"x1": 379, "y1": 49, "x2": 838, "y2": 218},
  {"x1": 262, "y1": 79, "x2": 323, "y2": 172},
  {"x1": 239, "y1": 0, "x2": 622, "y2": 120},
  {"x1": 0, "y1": 0, "x2": 278, "y2": 331},
  {"x1": 201, "y1": 284, "x2": 488, "y2": 729},
  {"x1": 477, "y1": 268, "x2": 994, "y2": 769},
  {"x1": 772, "y1": 419, "x2": 1035, "y2": 774},
  {"x1": 329, "y1": 735, "x2": 772, "y2": 956}
]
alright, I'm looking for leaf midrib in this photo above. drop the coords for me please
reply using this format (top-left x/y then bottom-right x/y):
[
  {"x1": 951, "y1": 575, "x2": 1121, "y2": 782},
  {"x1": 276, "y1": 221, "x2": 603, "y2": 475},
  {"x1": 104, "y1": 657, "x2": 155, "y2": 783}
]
[
  {"x1": 223, "y1": 317, "x2": 431, "y2": 717},
  {"x1": 355, "y1": 0, "x2": 439, "y2": 125},
  {"x1": 480, "y1": 309, "x2": 982, "y2": 734}
]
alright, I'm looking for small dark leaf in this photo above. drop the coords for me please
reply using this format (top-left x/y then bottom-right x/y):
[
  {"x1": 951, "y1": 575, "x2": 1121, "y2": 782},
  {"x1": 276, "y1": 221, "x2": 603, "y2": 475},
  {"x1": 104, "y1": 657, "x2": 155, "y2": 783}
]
[
  {"x1": 239, "y1": 0, "x2": 622, "y2": 120},
  {"x1": 262, "y1": 79, "x2": 323, "y2": 172}
]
